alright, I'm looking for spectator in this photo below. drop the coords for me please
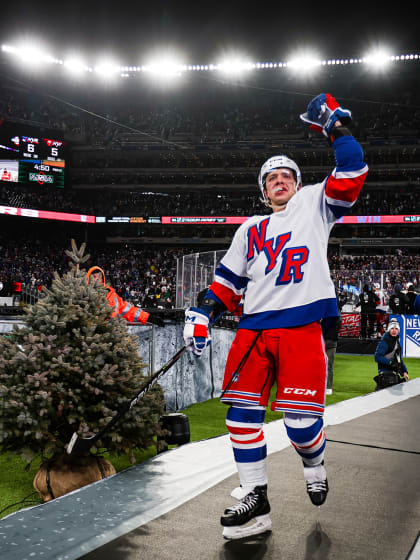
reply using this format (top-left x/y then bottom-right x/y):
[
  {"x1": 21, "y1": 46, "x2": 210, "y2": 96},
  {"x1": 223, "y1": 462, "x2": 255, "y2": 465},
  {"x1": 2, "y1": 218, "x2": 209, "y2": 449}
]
[
  {"x1": 87, "y1": 266, "x2": 164, "y2": 326},
  {"x1": 374, "y1": 319, "x2": 409, "y2": 390},
  {"x1": 406, "y1": 284, "x2": 418, "y2": 314},
  {"x1": 388, "y1": 284, "x2": 409, "y2": 315},
  {"x1": 357, "y1": 284, "x2": 379, "y2": 339}
]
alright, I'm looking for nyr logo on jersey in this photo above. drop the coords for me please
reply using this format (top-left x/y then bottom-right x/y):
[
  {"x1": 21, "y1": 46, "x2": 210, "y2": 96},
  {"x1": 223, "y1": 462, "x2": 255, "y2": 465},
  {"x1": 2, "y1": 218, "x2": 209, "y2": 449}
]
[{"x1": 246, "y1": 217, "x2": 309, "y2": 284}]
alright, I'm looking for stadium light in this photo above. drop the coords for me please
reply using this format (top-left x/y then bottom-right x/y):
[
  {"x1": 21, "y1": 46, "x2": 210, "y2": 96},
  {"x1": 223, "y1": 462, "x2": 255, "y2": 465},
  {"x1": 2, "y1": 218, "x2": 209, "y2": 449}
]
[
  {"x1": 144, "y1": 61, "x2": 185, "y2": 76},
  {"x1": 2, "y1": 42, "x2": 419, "y2": 82},
  {"x1": 217, "y1": 60, "x2": 255, "y2": 74},
  {"x1": 1, "y1": 44, "x2": 16, "y2": 54},
  {"x1": 286, "y1": 49, "x2": 323, "y2": 74},
  {"x1": 215, "y1": 51, "x2": 255, "y2": 75},
  {"x1": 287, "y1": 56, "x2": 322, "y2": 73},
  {"x1": 141, "y1": 48, "x2": 187, "y2": 82},
  {"x1": 94, "y1": 59, "x2": 121, "y2": 79},
  {"x1": 2, "y1": 42, "x2": 56, "y2": 69},
  {"x1": 18, "y1": 47, "x2": 42, "y2": 66},
  {"x1": 363, "y1": 48, "x2": 392, "y2": 69},
  {"x1": 63, "y1": 57, "x2": 92, "y2": 74}
]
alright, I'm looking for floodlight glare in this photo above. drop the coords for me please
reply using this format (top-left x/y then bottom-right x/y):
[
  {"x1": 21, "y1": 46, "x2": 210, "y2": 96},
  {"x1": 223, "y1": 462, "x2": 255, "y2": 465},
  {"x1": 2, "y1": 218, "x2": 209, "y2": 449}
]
[
  {"x1": 44, "y1": 54, "x2": 62, "y2": 65},
  {"x1": 2, "y1": 41, "x2": 419, "y2": 84},
  {"x1": 142, "y1": 54, "x2": 186, "y2": 81},
  {"x1": 363, "y1": 49, "x2": 392, "y2": 68},
  {"x1": 19, "y1": 47, "x2": 47, "y2": 67},
  {"x1": 216, "y1": 58, "x2": 254, "y2": 75},
  {"x1": 287, "y1": 55, "x2": 322, "y2": 73},
  {"x1": 5, "y1": 41, "x2": 52, "y2": 69},
  {"x1": 141, "y1": 46, "x2": 188, "y2": 80},
  {"x1": 63, "y1": 57, "x2": 91, "y2": 74},
  {"x1": 146, "y1": 61, "x2": 183, "y2": 76},
  {"x1": 2, "y1": 44, "x2": 17, "y2": 53},
  {"x1": 94, "y1": 60, "x2": 121, "y2": 79}
]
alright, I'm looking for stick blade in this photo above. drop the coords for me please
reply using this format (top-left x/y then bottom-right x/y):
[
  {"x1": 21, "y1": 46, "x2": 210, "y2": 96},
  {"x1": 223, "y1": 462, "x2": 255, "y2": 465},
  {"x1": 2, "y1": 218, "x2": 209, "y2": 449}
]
[{"x1": 67, "y1": 432, "x2": 96, "y2": 455}]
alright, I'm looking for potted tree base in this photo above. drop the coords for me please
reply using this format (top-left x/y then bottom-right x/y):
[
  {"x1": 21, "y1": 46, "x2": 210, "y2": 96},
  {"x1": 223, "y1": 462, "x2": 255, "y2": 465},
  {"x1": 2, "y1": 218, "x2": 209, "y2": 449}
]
[{"x1": 33, "y1": 454, "x2": 117, "y2": 502}]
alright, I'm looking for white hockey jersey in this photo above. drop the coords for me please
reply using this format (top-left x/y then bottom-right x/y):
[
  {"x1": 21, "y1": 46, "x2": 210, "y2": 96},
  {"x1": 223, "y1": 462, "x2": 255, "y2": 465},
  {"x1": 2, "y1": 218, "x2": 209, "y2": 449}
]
[{"x1": 207, "y1": 135, "x2": 368, "y2": 329}]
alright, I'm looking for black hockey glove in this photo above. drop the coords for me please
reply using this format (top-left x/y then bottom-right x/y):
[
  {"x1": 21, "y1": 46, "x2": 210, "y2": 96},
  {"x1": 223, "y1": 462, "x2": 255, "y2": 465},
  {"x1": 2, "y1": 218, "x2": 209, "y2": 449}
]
[{"x1": 147, "y1": 315, "x2": 165, "y2": 327}]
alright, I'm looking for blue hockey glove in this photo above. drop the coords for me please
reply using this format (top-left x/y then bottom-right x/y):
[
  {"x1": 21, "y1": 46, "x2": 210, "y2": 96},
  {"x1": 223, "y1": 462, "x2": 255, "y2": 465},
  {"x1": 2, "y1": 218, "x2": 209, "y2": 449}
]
[
  {"x1": 300, "y1": 93, "x2": 352, "y2": 137},
  {"x1": 183, "y1": 307, "x2": 211, "y2": 356}
]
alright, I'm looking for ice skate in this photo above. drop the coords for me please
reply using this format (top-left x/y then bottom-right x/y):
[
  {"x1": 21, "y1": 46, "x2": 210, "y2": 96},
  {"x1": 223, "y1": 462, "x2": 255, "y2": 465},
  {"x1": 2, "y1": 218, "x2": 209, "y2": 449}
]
[
  {"x1": 230, "y1": 485, "x2": 248, "y2": 500},
  {"x1": 221, "y1": 484, "x2": 272, "y2": 540},
  {"x1": 304, "y1": 462, "x2": 329, "y2": 506}
]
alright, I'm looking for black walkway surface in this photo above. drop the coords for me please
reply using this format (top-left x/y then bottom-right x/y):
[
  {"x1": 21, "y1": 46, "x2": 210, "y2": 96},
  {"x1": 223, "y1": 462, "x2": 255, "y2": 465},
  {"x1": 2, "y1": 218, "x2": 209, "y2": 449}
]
[
  {"x1": 81, "y1": 394, "x2": 420, "y2": 560},
  {"x1": 1, "y1": 381, "x2": 420, "y2": 560}
]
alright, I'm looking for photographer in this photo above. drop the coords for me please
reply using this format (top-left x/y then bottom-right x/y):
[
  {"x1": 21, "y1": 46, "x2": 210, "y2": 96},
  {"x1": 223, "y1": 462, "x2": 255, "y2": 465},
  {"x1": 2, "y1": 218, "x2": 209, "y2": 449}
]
[
  {"x1": 357, "y1": 283, "x2": 379, "y2": 339},
  {"x1": 374, "y1": 319, "x2": 409, "y2": 390}
]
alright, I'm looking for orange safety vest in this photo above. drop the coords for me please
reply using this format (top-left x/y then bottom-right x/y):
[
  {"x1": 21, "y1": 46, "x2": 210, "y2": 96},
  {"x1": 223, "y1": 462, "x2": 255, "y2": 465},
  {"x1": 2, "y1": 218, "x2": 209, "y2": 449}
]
[{"x1": 86, "y1": 266, "x2": 149, "y2": 324}]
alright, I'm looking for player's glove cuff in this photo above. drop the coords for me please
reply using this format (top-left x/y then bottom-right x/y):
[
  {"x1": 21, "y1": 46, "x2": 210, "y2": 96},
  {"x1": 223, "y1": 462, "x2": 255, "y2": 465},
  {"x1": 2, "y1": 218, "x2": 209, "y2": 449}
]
[{"x1": 183, "y1": 307, "x2": 211, "y2": 356}]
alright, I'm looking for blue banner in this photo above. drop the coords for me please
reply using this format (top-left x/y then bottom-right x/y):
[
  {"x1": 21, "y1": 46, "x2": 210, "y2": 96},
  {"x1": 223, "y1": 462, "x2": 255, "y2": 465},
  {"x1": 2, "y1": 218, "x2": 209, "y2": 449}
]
[{"x1": 390, "y1": 315, "x2": 420, "y2": 358}]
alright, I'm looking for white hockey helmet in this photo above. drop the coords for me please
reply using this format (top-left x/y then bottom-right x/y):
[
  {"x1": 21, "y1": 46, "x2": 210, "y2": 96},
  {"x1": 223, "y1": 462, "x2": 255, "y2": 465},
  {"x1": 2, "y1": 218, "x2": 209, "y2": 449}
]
[{"x1": 257, "y1": 155, "x2": 302, "y2": 202}]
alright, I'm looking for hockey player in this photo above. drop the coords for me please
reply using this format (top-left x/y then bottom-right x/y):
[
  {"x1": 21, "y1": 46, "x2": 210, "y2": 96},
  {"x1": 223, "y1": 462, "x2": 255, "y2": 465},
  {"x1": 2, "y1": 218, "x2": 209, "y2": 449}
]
[{"x1": 183, "y1": 93, "x2": 368, "y2": 539}]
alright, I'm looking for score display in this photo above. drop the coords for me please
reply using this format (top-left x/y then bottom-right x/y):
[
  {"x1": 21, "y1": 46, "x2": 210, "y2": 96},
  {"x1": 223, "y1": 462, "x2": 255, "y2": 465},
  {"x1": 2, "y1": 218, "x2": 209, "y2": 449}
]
[{"x1": 0, "y1": 120, "x2": 66, "y2": 188}]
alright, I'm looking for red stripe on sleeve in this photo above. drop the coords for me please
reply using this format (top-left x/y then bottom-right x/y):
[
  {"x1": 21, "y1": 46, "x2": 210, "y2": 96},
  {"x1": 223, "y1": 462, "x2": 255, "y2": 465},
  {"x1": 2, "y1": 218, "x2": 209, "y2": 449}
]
[
  {"x1": 210, "y1": 281, "x2": 242, "y2": 312},
  {"x1": 325, "y1": 170, "x2": 368, "y2": 204}
]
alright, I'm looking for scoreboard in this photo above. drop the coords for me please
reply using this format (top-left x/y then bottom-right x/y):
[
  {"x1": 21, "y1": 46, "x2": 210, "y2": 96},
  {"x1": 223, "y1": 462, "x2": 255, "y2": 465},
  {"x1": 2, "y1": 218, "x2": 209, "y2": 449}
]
[{"x1": 0, "y1": 120, "x2": 66, "y2": 188}]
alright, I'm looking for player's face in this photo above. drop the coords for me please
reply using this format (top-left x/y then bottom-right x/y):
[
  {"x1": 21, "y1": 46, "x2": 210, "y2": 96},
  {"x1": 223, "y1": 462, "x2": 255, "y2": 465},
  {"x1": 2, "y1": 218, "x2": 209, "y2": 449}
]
[
  {"x1": 264, "y1": 168, "x2": 297, "y2": 211},
  {"x1": 389, "y1": 326, "x2": 399, "y2": 336}
]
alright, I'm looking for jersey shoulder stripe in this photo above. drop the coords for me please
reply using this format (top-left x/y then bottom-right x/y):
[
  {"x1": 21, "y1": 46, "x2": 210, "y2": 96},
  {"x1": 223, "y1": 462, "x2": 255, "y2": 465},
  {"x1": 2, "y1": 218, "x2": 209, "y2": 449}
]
[{"x1": 215, "y1": 262, "x2": 249, "y2": 291}]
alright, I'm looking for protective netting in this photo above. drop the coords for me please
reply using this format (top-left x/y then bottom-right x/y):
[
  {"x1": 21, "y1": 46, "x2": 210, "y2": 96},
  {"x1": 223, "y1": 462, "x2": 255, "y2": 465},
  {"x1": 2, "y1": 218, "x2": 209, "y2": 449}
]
[
  {"x1": 176, "y1": 248, "x2": 418, "y2": 312},
  {"x1": 176, "y1": 250, "x2": 226, "y2": 309}
]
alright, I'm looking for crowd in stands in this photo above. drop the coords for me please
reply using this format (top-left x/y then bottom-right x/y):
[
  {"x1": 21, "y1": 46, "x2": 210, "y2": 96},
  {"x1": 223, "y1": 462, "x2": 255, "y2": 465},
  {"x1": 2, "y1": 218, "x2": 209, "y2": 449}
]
[
  {"x1": 1, "y1": 72, "x2": 419, "y2": 313},
  {"x1": 0, "y1": 230, "x2": 418, "y2": 310},
  {"x1": 1, "y1": 80, "x2": 419, "y2": 221},
  {"x1": 69, "y1": 166, "x2": 420, "y2": 189},
  {"x1": 1, "y1": 183, "x2": 418, "y2": 219},
  {"x1": 1, "y1": 80, "x2": 420, "y2": 148},
  {"x1": 328, "y1": 253, "x2": 419, "y2": 294},
  {"x1": 0, "y1": 236, "x2": 187, "y2": 309}
]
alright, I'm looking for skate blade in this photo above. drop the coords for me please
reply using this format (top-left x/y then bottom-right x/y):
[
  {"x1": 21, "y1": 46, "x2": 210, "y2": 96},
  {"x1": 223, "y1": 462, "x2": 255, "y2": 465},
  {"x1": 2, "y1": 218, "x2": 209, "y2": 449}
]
[{"x1": 222, "y1": 514, "x2": 272, "y2": 540}]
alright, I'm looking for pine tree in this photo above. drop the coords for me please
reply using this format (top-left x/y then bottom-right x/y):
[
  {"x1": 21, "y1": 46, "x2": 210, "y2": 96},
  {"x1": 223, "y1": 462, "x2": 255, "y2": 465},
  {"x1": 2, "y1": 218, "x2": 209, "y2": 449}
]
[{"x1": 0, "y1": 240, "x2": 166, "y2": 465}]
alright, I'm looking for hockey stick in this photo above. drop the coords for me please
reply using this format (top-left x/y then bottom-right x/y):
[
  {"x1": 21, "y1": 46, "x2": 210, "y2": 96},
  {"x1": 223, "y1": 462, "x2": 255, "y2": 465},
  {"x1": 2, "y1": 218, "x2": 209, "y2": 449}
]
[
  {"x1": 67, "y1": 345, "x2": 189, "y2": 455},
  {"x1": 220, "y1": 330, "x2": 261, "y2": 398}
]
